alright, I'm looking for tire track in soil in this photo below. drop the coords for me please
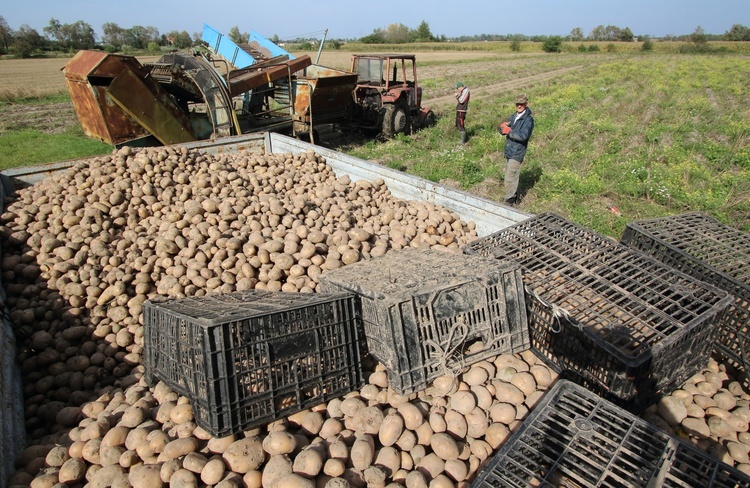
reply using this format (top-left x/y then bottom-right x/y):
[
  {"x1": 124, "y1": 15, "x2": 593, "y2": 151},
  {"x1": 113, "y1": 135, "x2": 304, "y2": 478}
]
[{"x1": 423, "y1": 65, "x2": 584, "y2": 112}]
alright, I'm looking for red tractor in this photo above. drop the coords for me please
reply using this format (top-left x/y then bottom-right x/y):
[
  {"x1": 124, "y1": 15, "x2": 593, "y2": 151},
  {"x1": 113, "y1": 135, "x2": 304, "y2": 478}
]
[{"x1": 349, "y1": 54, "x2": 436, "y2": 138}]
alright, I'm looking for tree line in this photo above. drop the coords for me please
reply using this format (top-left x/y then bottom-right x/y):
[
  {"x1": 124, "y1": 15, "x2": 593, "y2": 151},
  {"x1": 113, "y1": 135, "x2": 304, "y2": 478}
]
[
  {"x1": 1, "y1": 16, "x2": 749, "y2": 59},
  {"x1": 0, "y1": 16, "x2": 197, "y2": 58}
]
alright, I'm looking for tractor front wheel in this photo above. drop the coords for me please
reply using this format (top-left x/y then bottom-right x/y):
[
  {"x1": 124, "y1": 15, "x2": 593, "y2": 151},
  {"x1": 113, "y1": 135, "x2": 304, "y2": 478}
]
[{"x1": 382, "y1": 103, "x2": 410, "y2": 138}]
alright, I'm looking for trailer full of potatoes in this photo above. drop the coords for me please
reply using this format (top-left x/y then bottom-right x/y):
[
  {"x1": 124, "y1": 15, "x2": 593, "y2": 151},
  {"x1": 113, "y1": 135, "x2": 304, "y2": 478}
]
[{"x1": 3, "y1": 136, "x2": 750, "y2": 488}]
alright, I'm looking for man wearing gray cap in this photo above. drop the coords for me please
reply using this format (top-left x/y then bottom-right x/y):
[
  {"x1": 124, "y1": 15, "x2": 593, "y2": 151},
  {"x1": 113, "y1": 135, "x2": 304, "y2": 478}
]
[{"x1": 499, "y1": 93, "x2": 535, "y2": 206}]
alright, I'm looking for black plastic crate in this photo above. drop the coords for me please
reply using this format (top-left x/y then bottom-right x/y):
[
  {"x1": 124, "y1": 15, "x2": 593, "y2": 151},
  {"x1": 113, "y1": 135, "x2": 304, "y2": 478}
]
[
  {"x1": 463, "y1": 213, "x2": 732, "y2": 410},
  {"x1": 471, "y1": 380, "x2": 750, "y2": 488},
  {"x1": 317, "y1": 248, "x2": 529, "y2": 395},
  {"x1": 621, "y1": 212, "x2": 750, "y2": 377},
  {"x1": 143, "y1": 290, "x2": 365, "y2": 437}
]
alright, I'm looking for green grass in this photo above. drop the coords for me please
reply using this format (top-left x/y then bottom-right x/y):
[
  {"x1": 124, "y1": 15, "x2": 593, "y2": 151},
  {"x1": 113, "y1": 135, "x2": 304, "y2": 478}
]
[
  {"x1": 348, "y1": 53, "x2": 750, "y2": 236},
  {"x1": 0, "y1": 128, "x2": 112, "y2": 170}
]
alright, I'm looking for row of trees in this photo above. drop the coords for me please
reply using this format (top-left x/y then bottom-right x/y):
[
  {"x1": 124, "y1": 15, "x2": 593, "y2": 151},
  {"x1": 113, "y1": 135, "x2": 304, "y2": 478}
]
[
  {"x1": 0, "y1": 16, "x2": 197, "y2": 58},
  {"x1": 1, "y1": 16, "x2": 749, "y2": 58}
]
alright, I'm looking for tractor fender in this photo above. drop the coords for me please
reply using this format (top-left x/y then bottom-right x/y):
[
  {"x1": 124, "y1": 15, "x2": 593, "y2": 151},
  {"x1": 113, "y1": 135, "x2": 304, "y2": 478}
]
[{"x1": 415, "y1": 107, "x2": 436, "y2": 129}]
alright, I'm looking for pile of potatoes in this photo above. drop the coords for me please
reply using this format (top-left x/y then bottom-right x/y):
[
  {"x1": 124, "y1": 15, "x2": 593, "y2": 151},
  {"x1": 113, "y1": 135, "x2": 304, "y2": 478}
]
[
  {"x1": 0, "y1": 145, "x2": 478, "y2": 442},
  {"x1": 641, "y1": 357, "x2": 750, "y2": 474},
  {"x1": 11, "y1": 352, "x2": 556, "y2": 488},
  {"x1": 4, "y1": 144, "x2": 750, "y2": 486}
]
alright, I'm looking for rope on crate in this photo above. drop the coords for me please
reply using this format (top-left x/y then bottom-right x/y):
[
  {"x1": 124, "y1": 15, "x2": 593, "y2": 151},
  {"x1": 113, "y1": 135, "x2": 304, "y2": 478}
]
[
  {"x1": 524, "y1": 284, "x2": 573, "y2": 334},
  {"x1": 424, "y1": 318, "x2": 470, "y2": 396}
]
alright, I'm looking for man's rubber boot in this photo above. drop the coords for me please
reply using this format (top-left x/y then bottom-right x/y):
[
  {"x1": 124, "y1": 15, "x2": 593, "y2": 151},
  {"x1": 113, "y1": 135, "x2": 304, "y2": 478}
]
[{"x1": 459, "y1": 131, "x2": 467, "y2": 145}]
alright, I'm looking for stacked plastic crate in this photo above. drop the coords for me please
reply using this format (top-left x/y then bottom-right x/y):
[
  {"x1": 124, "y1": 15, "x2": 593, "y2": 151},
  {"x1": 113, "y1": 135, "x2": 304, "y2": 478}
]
[
  {"x1": 143, "y1": 290, "x2": 365, "y2": 437},
  {"x1": 621, "y1": 212, "x2": 750, "y2": 380},
  {"x1": 463, "y1": 213, "x2": 733, "y2": 411},
  {"x1": 318, "y1": 248, "x2": 530, "y2": 394}
]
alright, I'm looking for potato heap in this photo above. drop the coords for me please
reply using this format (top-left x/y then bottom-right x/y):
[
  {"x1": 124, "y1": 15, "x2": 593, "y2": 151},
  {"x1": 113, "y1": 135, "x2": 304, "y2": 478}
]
[
  {"x1": 13, "y1": 352, "x2": 554, "y2": 488},
  {"x1": 641, "y1": 358, "x2": 750, "y2": 474}
]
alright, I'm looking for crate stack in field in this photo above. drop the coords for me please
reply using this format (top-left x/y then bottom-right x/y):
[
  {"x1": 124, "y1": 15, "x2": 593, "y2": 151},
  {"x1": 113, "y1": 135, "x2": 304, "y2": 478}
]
[
  {"x1": 318, "y1": 248, "x2": 530, "y2": 395},
  {"x1": 463, "y1": 213, "x2": 733, "y2": 411},
  {"x1": 621, "y1": 212, "x2": 750, "y2": 379},
  {"x1": 470, "y1": 380, "x2": 750, "y2": 487},
  {"x1": 143, "y1": 290, "x2": 365, "y2": 437}
]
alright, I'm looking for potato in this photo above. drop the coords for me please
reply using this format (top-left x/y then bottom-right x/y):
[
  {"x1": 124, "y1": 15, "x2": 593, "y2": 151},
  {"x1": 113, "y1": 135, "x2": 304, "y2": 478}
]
[
  {"x1": 293, "y1": 448, "x2": 324, "y2": 477},
  {"x1": 430, "y1": 432, "x2": 460, "y2": 461},
  {"x1": 160, "y1": 437, "x2": 199, "y2": 461},
  {"x1": 223, "y1": 436, "x2": 265, "y2": 473},
  {"x1": 351, "y1": 406, "x2": 384, "y2": 435},
  {"x1": 201, "y1": 457, "x2": 227, "y2": 485},
  {"x1": 168, "y1": 469, "x2": 198, "y2": 488},
  {"x1": 416, "y1": 453, "x2": 444, "y2": 479},
  {"x1": 350, "y1": 435, "x2": 375, "y2": 471},
  {"x1": 129, "y1": 464, "x2": 163, "y2": 488},
  {"x1": 263, "y1": 431, "x2": 297, "y2": 455},
  {"x1": 484, "y1": 423, "x2": 511, "y2": 449},
  {"x1": 510, "y1": 372, "x2": 537, "y2": 396},
  {"x1": 262, "y1": 454, "x2": 293, "y2": 488},
  {"x1": 324, "y1": 458, "x2": 346, "y2": 478},
  {"x1": 397, "y1": 403, "x2": 425, "y2": 431},
  {"x1": 58, "y1": 457, "x2": 87, "y2": 484},
  {"x1": 379, "y1": 413, "x2": 405, "y2": 447},
  {"x1": 444, "y1": 409, "x2": 468, "y2": 439}
]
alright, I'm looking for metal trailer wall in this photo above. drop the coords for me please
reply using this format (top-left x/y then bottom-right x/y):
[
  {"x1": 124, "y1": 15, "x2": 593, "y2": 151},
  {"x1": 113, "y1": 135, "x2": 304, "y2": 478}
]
[
  {"x1": 0, "y1": 177, "x2": 27, "y2": 488},
  {"x1": 0, "y1": 132, "x2": 531, "y2": 486}
]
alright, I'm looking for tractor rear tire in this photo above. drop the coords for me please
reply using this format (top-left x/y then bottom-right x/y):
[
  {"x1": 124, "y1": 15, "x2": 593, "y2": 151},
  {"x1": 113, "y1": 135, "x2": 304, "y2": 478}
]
[{"x1": 382, "y1": 103, "x2": 410, "y2": 138}]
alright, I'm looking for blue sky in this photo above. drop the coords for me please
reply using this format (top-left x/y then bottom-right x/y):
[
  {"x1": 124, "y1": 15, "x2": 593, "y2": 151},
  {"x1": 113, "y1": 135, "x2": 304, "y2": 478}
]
[{"x1": 3, "y1": 0, "x2": 748, "y2": 40}]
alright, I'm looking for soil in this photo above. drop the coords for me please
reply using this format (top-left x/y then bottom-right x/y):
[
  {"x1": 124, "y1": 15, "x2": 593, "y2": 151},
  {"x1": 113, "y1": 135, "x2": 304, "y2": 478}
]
[{"x1": 0, "y1": 101, "x2": 77, "y2": 135}]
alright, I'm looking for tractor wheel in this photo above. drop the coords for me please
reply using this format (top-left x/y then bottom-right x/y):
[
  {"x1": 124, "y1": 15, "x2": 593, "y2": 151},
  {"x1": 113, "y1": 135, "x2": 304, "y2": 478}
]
[
  {"x1": 420, "y1": 110, "x2": 436, "y2": 130},
  {"x1": 382, "y1": 103, "x2": 410, "y2": 138}
]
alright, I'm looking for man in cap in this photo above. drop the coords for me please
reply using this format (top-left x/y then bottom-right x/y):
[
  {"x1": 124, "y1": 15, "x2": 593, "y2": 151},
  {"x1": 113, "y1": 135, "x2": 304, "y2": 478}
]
[
  {"x1": 499, "y1": 93, "x2": 534, "y2": 205},
  {"x1": 454, "y1": 82, "x2": 471, "y2": 144}
]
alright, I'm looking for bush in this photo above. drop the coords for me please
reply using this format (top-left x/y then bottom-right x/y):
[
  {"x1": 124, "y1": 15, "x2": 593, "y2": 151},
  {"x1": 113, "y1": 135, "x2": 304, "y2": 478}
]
[
  {"x1": 588, "y1": 45, "x2": 600, "y2": 52},
  {"x1": 147, "y1": 42, "x2": 160, "y2": 53},
  {"x1": 510, "y1": 38, "x2": 522, "y2": 52},
  {"x1": 542, "y1": 36, "x2": 563, "y2": 53},
  {"x1": 641, "y1": 37, "x2": 653, "y2": 51},
  {"x1": 605, "y1": 43, "x2": 617, "y2": 52},
  {"x1": 578, "y1": 43, "x2": 587, "y2": 52}
]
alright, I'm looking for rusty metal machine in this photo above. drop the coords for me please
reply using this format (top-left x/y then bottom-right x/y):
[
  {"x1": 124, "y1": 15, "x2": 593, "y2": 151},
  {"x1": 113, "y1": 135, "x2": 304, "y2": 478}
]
[{"x1": 64, "y1": 25, "x2": 358, "y2": 147}]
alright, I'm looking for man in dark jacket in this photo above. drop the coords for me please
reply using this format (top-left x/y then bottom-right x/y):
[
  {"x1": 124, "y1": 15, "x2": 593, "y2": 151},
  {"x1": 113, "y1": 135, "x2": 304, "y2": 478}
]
[
  {"x1": 499, "y1": 93, "x2": 534, "y2": 205},
  {"x1": 455, "y1": 82, "x2": 471, "y2": 145}
]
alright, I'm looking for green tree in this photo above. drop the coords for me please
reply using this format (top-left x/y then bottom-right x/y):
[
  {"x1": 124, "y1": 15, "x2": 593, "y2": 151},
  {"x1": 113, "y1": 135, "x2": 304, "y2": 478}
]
[
  {"x1": 123, "y1": 26, "x2": 159, "y2": 49},
  {"x1": 228, "y1": 26, "x2": 249, "y2": 44},
  {"x1": 542, "y1": 35, "x2": 563, "y2": 53},
  {"x1": 44, "y1": 18, "x2": 96, "y2": 51},
  {"x1": 641, "y1": 36, "x2": 653, "y2": 51},
  {"x1": 360, "y1": 30, "x2": 385, "y2": 43},
  {"x1": 690, "y1": 26, "x2": 707, "y2": 45},
  {"x1": 569, "y1": 27, "x2": 584, "y2": 41},
  {"x1": 384, "y1": 23, "x2": 412, "y2": 43},
  {"x1": 102, "y1": 22, "x2": 126, "y2": 49},
  {"x1": 413, "y1": 20, "x2": 434, "y2": 42},
  {"x1": 724, "y1": 24, "x2": 750, "y2": 41},
  {"x1": 166, "y1": 30, "x2": 192, "y2": 49},
  {"x1": 618, "y1": 27, "x2": 634, "y2": 42},
  {"x1": 147, "y1": 41, "x2": 160, "y2": 52},
  {"x1": 510, "y1": 36, "x2": 523, "y2": 52},
  {"x1": 0, "y1": 16, "x2": 13, "y2": 54},
  {"x1": 10, "y1": 24, "x2": 45, "y2": 58}
]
